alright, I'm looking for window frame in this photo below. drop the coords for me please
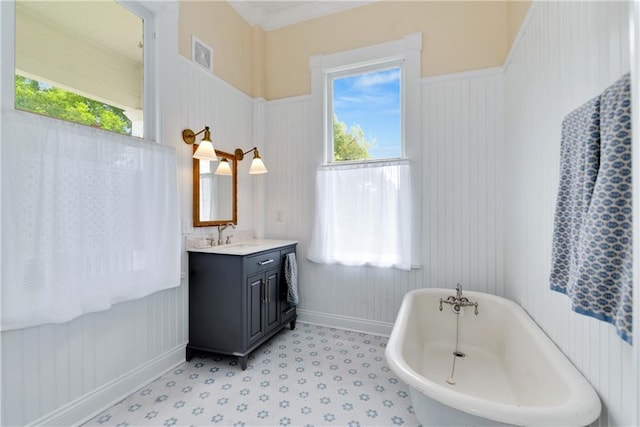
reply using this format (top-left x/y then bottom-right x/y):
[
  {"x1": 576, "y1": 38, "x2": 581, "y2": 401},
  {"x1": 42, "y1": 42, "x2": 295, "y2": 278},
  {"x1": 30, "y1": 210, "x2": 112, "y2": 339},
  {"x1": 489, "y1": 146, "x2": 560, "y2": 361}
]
[
  {"x1": 118, "y1": 0, "x2": 156, "y2": 141},
  {"x1": 308, "y1": 33, "x2": 423, "y2": 267},
  {"x1": 309, "y1": 33, "x2": 422, "y2": 168},
  {"x1": 326, "y1": 58, "x2": 405, "y2": 165}
]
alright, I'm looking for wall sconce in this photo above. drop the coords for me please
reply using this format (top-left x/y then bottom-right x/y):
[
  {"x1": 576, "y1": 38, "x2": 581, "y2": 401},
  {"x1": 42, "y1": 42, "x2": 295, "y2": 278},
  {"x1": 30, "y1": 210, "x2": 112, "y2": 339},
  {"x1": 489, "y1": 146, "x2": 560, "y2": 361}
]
[
  {"x1": 235, "y1": 147, "x2": 268, "y2": 174},
  {"x1": 215, "y1": 158, "x2": 232, "y2": 176},
  {"x1": 182, "y1": 126, "x2": 217, "y2": 161}
]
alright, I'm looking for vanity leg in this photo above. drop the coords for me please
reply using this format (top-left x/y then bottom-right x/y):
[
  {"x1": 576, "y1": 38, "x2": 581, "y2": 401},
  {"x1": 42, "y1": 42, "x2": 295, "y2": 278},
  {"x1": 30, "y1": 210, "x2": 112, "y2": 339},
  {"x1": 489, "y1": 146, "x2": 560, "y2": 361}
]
[
  {"x1": 238, "y1": 356, "x2": 248, "y2": 370},
  {"x1": 290, "y1": 318, "x2": 296, "y2": 330},
  {"x1": 186, "y1": 347, "x2": 195, "y2": 362}
]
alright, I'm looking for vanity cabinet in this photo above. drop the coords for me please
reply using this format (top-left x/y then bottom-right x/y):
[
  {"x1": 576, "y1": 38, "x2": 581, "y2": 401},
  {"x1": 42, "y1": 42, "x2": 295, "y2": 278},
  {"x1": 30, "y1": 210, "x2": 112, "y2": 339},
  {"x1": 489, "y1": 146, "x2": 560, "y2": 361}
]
[{"x1": 186, "y1": 242, "x2": 297, "y2": 370}]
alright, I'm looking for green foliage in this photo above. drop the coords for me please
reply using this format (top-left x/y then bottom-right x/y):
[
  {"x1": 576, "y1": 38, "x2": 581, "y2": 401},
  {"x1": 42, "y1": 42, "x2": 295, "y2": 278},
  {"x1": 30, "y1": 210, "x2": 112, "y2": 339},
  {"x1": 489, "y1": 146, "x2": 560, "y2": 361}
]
[
  {"x1": 15, "y1": 75, "x2": 132, "y2": 135},
  {"x1": 332, "y1": 114, "x2": 374, "y2": 162}
]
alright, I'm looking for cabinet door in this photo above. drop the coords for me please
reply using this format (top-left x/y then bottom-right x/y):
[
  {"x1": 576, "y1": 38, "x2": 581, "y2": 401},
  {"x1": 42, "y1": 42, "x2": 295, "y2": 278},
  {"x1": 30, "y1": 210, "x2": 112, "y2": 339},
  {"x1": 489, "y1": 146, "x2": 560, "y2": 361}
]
[
  {"x1": 265, "y1": 269, "x2": 280, "y2": 333},
  {"x1": 248, "y1": 275, "x2": 264, "y2": 344}
]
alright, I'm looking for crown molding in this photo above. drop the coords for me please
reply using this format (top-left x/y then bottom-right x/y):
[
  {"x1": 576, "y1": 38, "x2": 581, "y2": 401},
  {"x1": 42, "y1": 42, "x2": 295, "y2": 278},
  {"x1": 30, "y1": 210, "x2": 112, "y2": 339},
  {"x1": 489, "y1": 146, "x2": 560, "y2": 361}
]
[
  {"x1": 229, "y1": 1, "x2": 376, "y2": 31},
  {"x1": 228, "y1": 1, "x2": 265, "y2": 27}
]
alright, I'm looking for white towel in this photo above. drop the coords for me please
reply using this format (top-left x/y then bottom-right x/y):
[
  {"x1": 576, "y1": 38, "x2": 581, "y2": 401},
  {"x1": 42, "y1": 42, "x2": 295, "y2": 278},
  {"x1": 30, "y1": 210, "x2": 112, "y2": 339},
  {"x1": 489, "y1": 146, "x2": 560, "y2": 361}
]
[{"x1": 284, "y1": 253, "x2": 299, "y2": 306}]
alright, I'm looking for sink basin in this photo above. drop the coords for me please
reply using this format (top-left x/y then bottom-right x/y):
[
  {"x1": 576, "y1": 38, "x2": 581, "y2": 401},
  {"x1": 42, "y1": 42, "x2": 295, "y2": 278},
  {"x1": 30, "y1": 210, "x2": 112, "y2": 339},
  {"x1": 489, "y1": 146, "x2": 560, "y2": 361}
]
[
  {"x1": 225, "y1": 243, "x2": 259, "y2": 248},
  {"x1": 188, "y1": 239, "x2": 298, "y2": 255}
]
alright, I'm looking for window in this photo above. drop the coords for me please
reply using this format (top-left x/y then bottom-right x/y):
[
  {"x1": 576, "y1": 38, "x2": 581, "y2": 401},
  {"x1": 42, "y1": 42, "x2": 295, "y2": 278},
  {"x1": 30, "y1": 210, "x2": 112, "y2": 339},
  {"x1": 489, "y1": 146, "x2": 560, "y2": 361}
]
[
  {"x1": 308, "y1": 34, "x2": 422, "y2": 270},
  {"x1": 328, "y1": 63, "x2": 402, "y2": 163},
  {"x1": 14, "y1": 0, "x2": 151, "y2": 138}
]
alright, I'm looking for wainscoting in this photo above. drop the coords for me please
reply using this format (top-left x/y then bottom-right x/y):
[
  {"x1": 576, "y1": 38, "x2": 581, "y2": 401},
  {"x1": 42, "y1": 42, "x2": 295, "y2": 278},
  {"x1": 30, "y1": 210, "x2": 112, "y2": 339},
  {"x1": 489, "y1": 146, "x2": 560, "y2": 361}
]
[
  {"x1": 2, "y1": 2, "x2": 637, "y2": 426},
  {"x1": 0, "y1": 56, "x2": 256, "y2": 427},
  {"x1": 176, "y1": 57, "x2": 256, "y2": 234},
  {"x1": 263, "y1": 70, "x2": 506, "y2": 325},
  {"x1": 504, "y1": 2, "x2": 635, "y2": 425},
  {"x1": 0, "y1": 288, "x2": 188, "y2": 426}
]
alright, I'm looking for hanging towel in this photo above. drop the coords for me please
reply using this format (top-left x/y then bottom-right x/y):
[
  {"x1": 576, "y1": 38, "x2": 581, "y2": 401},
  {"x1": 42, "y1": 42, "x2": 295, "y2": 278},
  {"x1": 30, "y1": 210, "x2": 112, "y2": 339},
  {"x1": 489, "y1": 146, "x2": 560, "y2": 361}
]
[
  {"x1": 550, "y1": 73, "x2": 633, "y2": 344},
  {"x1": 574, "y1": 73, "x2": 632, "y2": 343},
  {"x1": 284, "y1": 253, "x2": 299, "y2": 306},
  {"x1": 550, "y1": 96, "x2": 601, "y2": 293}
]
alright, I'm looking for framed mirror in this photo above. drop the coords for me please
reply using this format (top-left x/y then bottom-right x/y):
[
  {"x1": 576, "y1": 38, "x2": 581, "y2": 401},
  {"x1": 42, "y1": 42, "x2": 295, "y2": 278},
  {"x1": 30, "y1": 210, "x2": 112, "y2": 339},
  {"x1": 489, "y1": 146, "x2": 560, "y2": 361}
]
[{"x1": 193, "y1": 148, "x2": 237, "y2": 227}]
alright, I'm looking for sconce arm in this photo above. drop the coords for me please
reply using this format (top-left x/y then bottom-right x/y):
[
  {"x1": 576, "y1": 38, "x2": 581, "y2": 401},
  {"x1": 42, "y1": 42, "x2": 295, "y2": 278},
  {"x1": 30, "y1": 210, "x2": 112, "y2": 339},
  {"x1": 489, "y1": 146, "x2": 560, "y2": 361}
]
[
  {"x1": 234, "y1": 146, "x2": 259, "y2": 161},
  {"x1": 182, "y1": 126, "x2": 210, "y2": 145}
]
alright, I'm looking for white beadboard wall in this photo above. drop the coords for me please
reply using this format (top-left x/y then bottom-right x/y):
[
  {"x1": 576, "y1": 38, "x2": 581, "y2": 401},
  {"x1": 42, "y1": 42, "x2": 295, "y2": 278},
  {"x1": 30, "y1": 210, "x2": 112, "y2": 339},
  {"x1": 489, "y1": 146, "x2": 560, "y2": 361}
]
[
  {"x1": 504, "y1": 2, "x2": 635, "y2": 426},
  {"x1": 263, "y1": 70, "x2": 505, "y2": 330},
  {"x1": 0, "y1": 280, "x2": 188, "y2": 426},
  {"x1": 176, "y1": 56, "x2": 256, "y2": 236},
  {"x1": 0, "y1": 55, "x2": 255, "y2": 427},
  {"x1": 2, "y1": 2, "x2": 636, "y2": 426},
  {"x1": 1, "y1": 4, "x2": 187, "y2": 425}
]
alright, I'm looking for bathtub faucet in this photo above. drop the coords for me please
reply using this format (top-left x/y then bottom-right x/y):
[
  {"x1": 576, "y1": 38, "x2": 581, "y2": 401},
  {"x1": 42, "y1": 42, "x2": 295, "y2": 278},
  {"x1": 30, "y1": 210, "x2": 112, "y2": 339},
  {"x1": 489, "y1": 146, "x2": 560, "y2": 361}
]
[{"x1": 439, "y1": 284, "x2": 479, "y2": 315}]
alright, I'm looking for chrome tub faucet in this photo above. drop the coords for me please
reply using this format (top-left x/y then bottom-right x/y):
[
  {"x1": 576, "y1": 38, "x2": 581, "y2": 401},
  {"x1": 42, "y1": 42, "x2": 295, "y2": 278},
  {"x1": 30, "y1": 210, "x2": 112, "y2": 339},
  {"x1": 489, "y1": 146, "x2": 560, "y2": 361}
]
[{"x1": 439, "y1": 284, "x2": 479, "y2": 315}]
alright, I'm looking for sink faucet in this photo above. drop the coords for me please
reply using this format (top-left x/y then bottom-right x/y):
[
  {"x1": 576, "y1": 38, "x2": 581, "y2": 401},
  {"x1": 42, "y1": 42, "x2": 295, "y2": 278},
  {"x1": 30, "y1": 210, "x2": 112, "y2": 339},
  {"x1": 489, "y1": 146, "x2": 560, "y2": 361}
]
[{"x1": 217, "y1": 222, "x2": 236, "y2": 245}]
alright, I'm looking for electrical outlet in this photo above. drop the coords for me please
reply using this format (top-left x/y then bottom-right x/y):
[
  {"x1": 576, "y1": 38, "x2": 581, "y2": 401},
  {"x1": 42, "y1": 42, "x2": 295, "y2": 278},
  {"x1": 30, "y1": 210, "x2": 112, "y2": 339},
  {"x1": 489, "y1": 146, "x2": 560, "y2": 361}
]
[{"x1": 276, "y1": 210, "x2": 283, "y2": 222}]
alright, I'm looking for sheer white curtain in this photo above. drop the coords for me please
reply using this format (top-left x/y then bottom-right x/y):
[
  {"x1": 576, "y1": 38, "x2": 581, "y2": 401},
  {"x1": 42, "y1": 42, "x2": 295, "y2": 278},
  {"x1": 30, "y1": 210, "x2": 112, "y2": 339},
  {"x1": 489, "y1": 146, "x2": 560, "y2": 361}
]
[
  {"x1": 1, "y1": 110, "x2": 180, "y2": 330},
  {"x1": 307, "y1": 160, "x2": 412, "y2": 270}
]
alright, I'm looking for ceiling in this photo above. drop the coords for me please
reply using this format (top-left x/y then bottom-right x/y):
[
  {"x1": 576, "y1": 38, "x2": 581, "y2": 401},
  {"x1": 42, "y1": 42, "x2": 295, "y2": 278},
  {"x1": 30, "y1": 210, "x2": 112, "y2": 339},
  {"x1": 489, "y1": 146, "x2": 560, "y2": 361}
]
[
  {"x1": 16, "y1": 0, "x2": 375, "y2": 61},
  {"x1": 17, "y1": 1, "x2": 143, "y2": 64},
  {"x1": 228, "y1": 0, "x2": 376, "y2": 30}
]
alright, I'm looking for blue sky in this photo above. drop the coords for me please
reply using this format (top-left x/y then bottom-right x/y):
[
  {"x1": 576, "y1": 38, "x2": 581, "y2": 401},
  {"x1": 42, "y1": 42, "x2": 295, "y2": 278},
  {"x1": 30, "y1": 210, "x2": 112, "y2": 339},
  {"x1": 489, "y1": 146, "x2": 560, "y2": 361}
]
[{"x1": 332, "y1": 67, "x2": 401, "y2": 159}]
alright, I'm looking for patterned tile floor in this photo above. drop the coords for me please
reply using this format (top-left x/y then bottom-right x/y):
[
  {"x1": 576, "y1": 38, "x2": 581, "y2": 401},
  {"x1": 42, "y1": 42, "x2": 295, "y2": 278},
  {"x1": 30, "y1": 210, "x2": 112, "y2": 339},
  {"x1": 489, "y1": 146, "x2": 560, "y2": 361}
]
[{"x1": 84, "y1": 324, "x2": 419, "y2": 427}]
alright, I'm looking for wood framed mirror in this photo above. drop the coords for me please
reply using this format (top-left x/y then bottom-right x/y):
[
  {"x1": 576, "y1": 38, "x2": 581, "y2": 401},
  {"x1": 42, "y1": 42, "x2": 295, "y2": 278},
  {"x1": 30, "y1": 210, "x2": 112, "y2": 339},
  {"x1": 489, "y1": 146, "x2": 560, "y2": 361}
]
[{"x1": 193, "y1": 148, "x2": 237, "y2": 227}]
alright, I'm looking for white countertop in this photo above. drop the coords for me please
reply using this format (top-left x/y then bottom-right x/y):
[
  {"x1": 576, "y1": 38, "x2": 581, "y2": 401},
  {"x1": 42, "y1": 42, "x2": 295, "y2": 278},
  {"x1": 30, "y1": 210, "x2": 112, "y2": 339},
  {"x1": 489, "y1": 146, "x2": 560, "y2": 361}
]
[{"x1": 187, "y1": 239, "x2": 297, "y2": 256}]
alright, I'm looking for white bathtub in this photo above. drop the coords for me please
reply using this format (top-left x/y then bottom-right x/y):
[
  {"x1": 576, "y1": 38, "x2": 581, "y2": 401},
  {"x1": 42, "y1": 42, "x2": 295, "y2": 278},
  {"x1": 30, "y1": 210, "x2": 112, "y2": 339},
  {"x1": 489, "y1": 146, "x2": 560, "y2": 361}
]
[{"x1": 385, "y1": 288, "x2": 601, "y2": 426}]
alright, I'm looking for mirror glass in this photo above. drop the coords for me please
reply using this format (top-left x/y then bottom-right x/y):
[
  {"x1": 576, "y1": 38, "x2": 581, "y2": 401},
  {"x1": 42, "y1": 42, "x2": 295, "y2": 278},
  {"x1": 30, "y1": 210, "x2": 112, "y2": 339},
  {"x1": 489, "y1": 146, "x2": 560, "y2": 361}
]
[{"x1": 193, "y1": 149, "x2": 237, "y2": 227}]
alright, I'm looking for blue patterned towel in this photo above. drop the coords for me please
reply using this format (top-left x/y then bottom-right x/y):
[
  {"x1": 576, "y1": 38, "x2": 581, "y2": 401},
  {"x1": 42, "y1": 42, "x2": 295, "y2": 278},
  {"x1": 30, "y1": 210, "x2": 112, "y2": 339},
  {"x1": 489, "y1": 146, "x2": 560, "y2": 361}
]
[
  {"x1": 551, "y1": 73, "x2": 632, "y2": 344},
  {"x1": 550, "y1": 96, "x2": 601, "y2": 293}
]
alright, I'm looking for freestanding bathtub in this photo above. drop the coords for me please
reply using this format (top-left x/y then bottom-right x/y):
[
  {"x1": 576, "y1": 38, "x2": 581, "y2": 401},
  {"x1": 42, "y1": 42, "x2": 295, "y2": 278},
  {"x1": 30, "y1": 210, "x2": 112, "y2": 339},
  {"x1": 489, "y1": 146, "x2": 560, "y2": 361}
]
[{"x1": 385, "y1": 288, "x2": 601, "y2": 426}]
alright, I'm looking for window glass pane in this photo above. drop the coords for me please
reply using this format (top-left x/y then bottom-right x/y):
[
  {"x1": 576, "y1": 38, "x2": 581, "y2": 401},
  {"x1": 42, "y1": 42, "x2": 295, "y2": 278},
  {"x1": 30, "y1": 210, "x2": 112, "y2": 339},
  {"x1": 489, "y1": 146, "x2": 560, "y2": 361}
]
[
  {"x1": 14, "y1": 1, "x2": 144, "y2": 137},
  {"x1": 331, "y1": 67, "x2": 401, "y2": 162}
]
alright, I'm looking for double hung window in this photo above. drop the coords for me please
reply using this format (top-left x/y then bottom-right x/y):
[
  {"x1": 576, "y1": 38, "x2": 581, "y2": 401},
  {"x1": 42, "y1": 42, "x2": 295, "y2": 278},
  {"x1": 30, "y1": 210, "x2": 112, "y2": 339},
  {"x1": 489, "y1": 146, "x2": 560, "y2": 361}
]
[
  {"x1": 307, "y1": 34, "x2": 422, "y2": 270},
  {"x1": 327, "y1": 62, "x2": 402, "y2": 163}
]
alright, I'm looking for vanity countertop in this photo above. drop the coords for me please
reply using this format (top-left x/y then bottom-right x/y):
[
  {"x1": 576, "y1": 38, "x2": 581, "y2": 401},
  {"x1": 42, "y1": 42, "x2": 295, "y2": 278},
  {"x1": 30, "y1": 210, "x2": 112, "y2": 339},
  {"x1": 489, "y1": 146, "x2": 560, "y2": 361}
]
[{"x1": 187, "y1": 239, "x2": 298, "y2": 256}]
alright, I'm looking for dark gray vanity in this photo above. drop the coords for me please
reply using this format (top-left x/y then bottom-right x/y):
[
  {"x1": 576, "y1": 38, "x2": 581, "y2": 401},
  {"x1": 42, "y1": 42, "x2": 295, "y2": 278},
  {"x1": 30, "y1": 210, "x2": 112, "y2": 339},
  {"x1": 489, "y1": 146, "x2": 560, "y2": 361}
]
[{"x1": 186, "y1": 240, "x2": 297, "y2": 369}]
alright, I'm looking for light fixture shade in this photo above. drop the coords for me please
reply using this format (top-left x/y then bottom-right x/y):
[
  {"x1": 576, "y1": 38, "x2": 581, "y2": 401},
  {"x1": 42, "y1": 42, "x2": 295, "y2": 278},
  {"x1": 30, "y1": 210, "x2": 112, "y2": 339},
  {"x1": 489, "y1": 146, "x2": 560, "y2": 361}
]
[
  {"x1": 249, "y1": 157, "x2": 268, "y2": 174},
  {"x1": 193, "y1": 140, "x2": 217, "y2": 161},
  {"x1": 215, "y1": 158, "x2": 232, "y2": 176}
]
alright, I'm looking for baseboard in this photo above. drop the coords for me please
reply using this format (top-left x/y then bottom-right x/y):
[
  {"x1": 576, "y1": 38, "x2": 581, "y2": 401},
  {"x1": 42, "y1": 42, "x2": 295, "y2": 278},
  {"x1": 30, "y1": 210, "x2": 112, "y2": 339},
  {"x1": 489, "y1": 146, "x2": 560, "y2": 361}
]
[
  {"x1": 296, "y1": 309, "x2": 393, "y2": 337},
  {"x1": 28, "y1": 342, "x2": 187, "y2": 427}
]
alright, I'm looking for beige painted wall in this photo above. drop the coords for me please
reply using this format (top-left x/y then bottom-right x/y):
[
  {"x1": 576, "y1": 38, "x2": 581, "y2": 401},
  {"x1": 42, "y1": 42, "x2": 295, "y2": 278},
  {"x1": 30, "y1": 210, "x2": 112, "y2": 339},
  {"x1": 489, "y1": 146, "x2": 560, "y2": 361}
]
[
  {"x1": 252, "y1": 25, "x2": 266, "y2": 99},
  {"x1": 265, "y1": 1, "x2": 509, "y2": 99},
  {"x1": 178, "y1": 1, "x2": 531, "y2": 100},
  {"x1": 507, "y1": 0, "x2": 532, "y2": 50},
  {"x1": 179, "y1": 1, "x2": 254, "y2": 97}
]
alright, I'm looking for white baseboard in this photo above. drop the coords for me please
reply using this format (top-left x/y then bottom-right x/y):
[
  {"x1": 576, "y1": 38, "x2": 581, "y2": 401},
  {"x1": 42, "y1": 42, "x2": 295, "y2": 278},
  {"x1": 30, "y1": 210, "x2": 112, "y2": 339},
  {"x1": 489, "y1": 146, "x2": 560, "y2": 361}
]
[
  {"x1": 296, "y1": 309, "x2": 393, "y2": 337},
  {"x1": 28, "y1": 342, "x2": 187, "y2": 427}
]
